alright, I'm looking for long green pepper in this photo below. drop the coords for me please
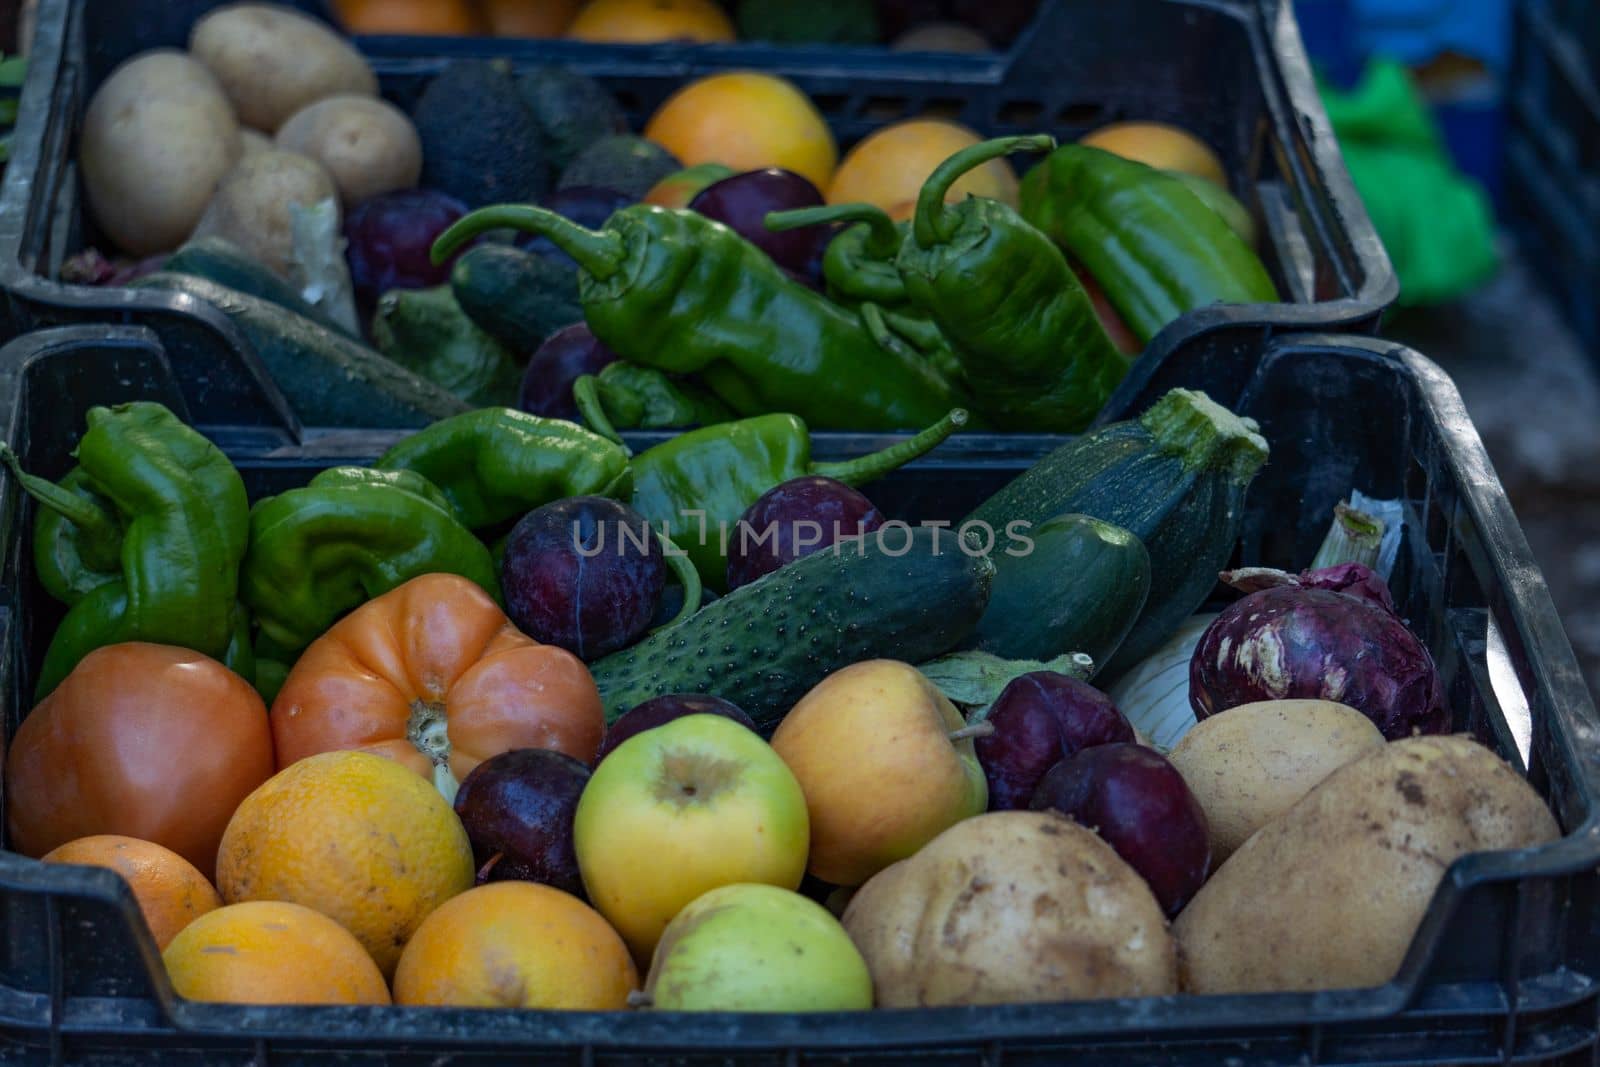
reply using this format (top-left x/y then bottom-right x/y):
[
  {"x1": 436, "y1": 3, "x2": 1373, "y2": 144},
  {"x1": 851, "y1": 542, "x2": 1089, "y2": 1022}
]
[
  {"x1": 431, "y1": 204, "x2": 965, "y2": 431},
  {"x1": 897, "y1": 135, "x2": 1129, "y2": 433},
  {"x1": 1, "y1": 402, "x2": 250, "y2": 699}
]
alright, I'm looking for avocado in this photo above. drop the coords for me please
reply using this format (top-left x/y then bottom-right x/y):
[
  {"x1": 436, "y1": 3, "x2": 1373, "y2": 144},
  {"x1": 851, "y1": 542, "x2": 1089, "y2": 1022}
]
[
  {"x1": 736, "y1": 0, "x2": 879, "y2": 43},
  {"x1": 413, "y1": 59, "x2": 549, "y2": 208},
  {"x1": 516, "y1": 66, "x2": 629, "y2": 173},
  {"x1": 558, "y1": 135, "x2": 682, "y2": 200}
]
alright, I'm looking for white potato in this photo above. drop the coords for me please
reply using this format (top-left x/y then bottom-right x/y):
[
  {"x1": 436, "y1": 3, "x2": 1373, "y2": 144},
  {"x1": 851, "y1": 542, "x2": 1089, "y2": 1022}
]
[
  {"x1": 79, "y1": 50, "x2": 242, "y2": 255},
  {"x1": 191, "y1": 148, "x2": 339, "y2": 277},
  {"x1": 276, "y1": 94, "x2": 422, "y2": 204}
]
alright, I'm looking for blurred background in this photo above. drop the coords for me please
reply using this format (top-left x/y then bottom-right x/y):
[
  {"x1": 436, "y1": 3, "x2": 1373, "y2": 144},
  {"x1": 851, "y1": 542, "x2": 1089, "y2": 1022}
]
[{"x1": 1, "y1": 0, "x2": 1595, "y2": 687}]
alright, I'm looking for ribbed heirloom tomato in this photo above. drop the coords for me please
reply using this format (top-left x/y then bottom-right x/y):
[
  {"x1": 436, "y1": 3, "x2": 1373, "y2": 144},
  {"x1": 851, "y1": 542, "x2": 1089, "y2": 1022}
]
[{"x1": 271, "y1": 573, "x2": 605, "y2": 796}]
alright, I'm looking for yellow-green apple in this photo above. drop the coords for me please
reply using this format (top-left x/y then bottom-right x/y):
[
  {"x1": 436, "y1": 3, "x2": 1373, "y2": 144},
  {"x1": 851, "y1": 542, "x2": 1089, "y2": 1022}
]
[
  {"x1": 771, "y1": 659, "x2": 989, "y2": 886},
  {"x1": 573, "y1": 714, "x2": 809, "y2": 961},
  {"x1": 633, "y1": 882, "x2": 872, "y2": 1011}
]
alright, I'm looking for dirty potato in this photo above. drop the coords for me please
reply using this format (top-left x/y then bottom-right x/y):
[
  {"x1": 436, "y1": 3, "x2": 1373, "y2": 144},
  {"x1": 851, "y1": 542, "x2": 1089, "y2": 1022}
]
[
  {"x1": 1168, "y1": 699, "x2": 1386, "y2": 861},
  {"x1": 842, "y1": 811, "x2": 1177, "y2": 1006},
  {"x1": 1175, "y1": 734, "x2": 1558, "y2": 994}
]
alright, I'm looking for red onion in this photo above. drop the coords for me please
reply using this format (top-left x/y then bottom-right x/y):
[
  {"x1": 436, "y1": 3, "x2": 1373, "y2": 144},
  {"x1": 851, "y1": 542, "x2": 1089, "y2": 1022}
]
[{"x1": 1189, "y1": 563, "x2": 1447, "y2": 740}]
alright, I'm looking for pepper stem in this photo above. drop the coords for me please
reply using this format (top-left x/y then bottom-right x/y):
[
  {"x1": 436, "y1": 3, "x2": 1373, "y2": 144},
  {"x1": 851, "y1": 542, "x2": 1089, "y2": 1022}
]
[
  {"x1": 913, "y1": 134, "x2": 1056, "y2": 248},
  {"x1": 765, "y1": 204, "x2": 901, "y2": 259},
  {"x1": 572, "y1": 375, "x2": 630, "y2": 453},
  {"x1": 430, "y1": 205, "x2": 627, "y2": 278},
  {"x1": 653, "y1": 532, "x2": 704, "y2": 633},
  {"x1": 812, "y1": 408, "x2": 969, "y2": 487},
  {"x1": 0, "y1": 446, "x2": 121, "y2": 544},
  {"x1": 859, "y1": 303, "x2": 920, "y2": 361}
]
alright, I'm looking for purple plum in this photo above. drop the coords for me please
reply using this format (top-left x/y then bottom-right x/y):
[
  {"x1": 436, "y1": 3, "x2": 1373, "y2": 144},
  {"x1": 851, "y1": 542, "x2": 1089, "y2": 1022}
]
[
  {"x1": 502, "y1": 496, "x2": 666, "y2": 660},
  {"x1": 725, "y1": 476, "x2": 885, "y2": 590},
  {"x1": 519, "y1": 323, "x2": 618, "y2": 421},
  {"x1": 689, "y1": 169, "x2": 829, "y2": 275},
  {"x1": 976, "y1": 672, "x2": 1134, "y2": 810},
  {"x1": 344, "y1": 188, "x2": 469, "y2": 308},
  {"x1": 597, "y1": 694, "x2": 758, "y2": 763},
  {"x1": 1031, "y1": 743, "x2": 1212, "y2": 916},
  {"x1": 453, "y1": 748, "x2": 590, "y2": 895}
]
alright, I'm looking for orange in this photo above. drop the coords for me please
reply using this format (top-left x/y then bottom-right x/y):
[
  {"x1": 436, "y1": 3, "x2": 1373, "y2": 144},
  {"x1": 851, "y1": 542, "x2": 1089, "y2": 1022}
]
[
  {"x1": 645, "y1": 72, "x2": 837, "y2": 190},
  {"x1": 215, "y1": 751, "x2": 474, "y2": 978},
  {"x1": 163, "y1": 901, "x2": 390, "y2": 1005},
  {"x1": 827, "y1": 120, "x2": 1018, "y2": 213},
  {"x1": 42, "y1": 835, "x2": 221, "y2": 950},
  {"x1": 1080, "y1": 121, "x2": 1227, "y2": 187},
  {"x1": 393, "y1": 882, "x2": 638, "y2": 1008},
  {"x1": 483, "y1": 0, "x2": 581, "y2": 36},
  {"x1": 567, "y1": 0, "x2": 735, "y2": 43},
  {"x1": 334, "y1": 0, "x2": 485, "y2": 35}
]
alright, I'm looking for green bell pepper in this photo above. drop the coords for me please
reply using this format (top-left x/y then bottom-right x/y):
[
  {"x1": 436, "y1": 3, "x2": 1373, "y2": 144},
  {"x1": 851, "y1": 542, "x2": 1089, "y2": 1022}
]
[
  {"x1": 1, "y1": 402, "x2": 250, "y2": 698},
  {"x1": 1018, "y1": 144, "x2": 1279, "y2": 345}
]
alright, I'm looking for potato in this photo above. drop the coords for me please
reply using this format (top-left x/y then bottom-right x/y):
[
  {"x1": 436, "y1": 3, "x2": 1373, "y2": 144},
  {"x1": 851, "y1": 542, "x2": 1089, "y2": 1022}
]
[
  {"x1": 1168, "y1": 699, "x2": 1385, "y2": 861},
  {"x1": 79, "y1": 50, "x2": 242, "y2": 256},
  {"x1": 192, "y1": 149, "x2": 339, "y2": 277},
  {"x1": 276, "y1": 95, "x2": 422, "y2": 205},
  {"x1": 1174, "y1": 735, "x2": 1559, "y2": 994},
  {"x1": 190, "y1": 3, "x2": 377, "y2": 132},
  {"x1": 239, "y1": 128, "x2": 274, "y2": 157},
  {"x1": 842, "y1": 811, "x2": 1177, "y2": 1006}
]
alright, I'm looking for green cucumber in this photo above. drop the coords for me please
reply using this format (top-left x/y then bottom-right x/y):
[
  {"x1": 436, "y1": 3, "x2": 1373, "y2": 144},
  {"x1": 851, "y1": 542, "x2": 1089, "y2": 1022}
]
[
  {"x1": 165, "y1": 236, "x2": 355, "y2": 337},
  {"x1": 590, "y1": 526, "x2": 994, "y2": 732},
  {"x1": 371, "y1": 285, "x2": 521, "y2": 407},
  {"x1": 973, "y1": 513, "x2": 1150, "y2": 671},
  {"x1": 133, "y1": 273, "x2": 470, "y2": 429},
  {"x1": 451, "y1": 243, "x2": 583, "y2": 353},
  {"x1": 967, "y1": 388, "x2": 1268, "y2": 680}
]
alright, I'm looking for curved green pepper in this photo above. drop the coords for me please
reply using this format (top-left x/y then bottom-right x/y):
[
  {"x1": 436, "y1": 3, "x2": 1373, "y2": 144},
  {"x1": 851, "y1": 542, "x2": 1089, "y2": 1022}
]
[
  {"x1": 1018, "y1": 144, "x2": 1278, "y2": 345},
  {"x1": 572, "y1": 363, "x2": 733, "y2": 436},
  {"x1": 897, "y1": 136, "x2": 1128, "y2": 433},
  {"x1": 371, "y1": 285, "x2": 522, "y2": 407},
  {"x1": 241, "y1": 465, "x2": 500, "y2": 673},
  {"x1": 431, "y1": 204, "x2": 964, "y2": 431},
  {"x1": 1, "y1": 402, "x2": 250, "y2": 699},
  {"x1": 374, "y1": 407, "x2": 631, "y2": 532},
  {"x1": 631, "y1": 408, "x2": 968, "y2": 589},
  {"x1": 29, "y1": 468, "x2": 122, "y2": 605}
]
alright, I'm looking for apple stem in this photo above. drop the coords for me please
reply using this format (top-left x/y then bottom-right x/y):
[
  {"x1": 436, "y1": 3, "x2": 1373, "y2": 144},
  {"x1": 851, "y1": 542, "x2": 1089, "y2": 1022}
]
[
  {"x1": 626, "y1": 990, "x2": 654, "y2": 1009},
  {"x1": 476, "y1": 853, "x2": 504, "y2": 885},
  {"x1": 948, "y1": 721, "x2": 996, "y2": 742}
]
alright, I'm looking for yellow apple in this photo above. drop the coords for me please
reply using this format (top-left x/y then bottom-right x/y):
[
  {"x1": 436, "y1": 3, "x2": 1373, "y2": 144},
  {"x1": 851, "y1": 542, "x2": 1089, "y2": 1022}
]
[
  {"x1": 573, "y1": 714, "x2": 809, "y2": 961},
  {"x1": 771, "y1": 659, "x2": 988, "y2": 886}
]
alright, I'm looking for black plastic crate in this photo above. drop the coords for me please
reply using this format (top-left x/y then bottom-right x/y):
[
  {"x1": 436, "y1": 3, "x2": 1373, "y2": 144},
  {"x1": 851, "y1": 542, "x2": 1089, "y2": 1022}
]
[
  {"x1": 0, "y1": 0, "x2": 1396, "y2": 439},
  {"x1": 1506, "y1": 0, "x2": 1600, "y2": 359},
  {"x1": 2, "y1": 325, "x2": 1599, "y2": 1066}
]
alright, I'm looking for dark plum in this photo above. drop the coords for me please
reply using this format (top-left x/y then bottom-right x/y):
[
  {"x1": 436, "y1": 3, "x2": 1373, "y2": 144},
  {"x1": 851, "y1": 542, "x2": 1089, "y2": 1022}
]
[
  {"x1": 598, "y1": 694, "x2": 758, "y2": 763},
  {"x1": 344, "y1": 188, "x2": 469, "y2": 307},
  {"x1": 976, "y1": 672, "x2": 1134, "y2": 810},
  {"x1": 453, "y1": 748, "x2": 590, "y2": 896},
  {"x1": 1031, "y1": 743, "x2": 1211, "y2": 916},
  {"x1": 725, "y1": 476, "x2": 885, "y2": 589},
  {"x1": 688, "y1": 169, "x2": 829, "y2": 275},
  {"x1": 518, "y1": 186, "x2": 633, "y2": 269},
  {"x1": 501, "y1": 496, "x2": 666, "y2": 660},
  {"x1": 519, "y1": 323, "x2": 618, "y2": 421}
]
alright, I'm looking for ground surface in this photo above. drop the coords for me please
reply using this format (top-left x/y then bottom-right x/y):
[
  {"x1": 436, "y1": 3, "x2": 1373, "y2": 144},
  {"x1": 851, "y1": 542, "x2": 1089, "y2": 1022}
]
[{"x1": 1385, "y1": 248, "x2": 1600, "y2": 696}]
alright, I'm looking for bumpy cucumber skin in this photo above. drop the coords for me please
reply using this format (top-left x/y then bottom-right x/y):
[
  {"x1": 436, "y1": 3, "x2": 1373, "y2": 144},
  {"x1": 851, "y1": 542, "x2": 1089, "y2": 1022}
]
[{"x1": 590, "y1": 527, "x2": 994, "y2": 732}]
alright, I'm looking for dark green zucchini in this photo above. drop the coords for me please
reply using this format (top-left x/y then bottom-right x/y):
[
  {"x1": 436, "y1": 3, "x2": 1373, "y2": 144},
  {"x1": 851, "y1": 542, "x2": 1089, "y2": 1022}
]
[
  {"x1": 973, "y1": 513, "x2": 1150, "y2": 672},
  {"x1": 133, "y1": 273, "x2": 469, "y2": 429},
  {"x1": 451, "y1": 243, "x2": 583, "y2": 353},
  {"x1": 590, "y1": 526, "x2": 994, "y2": 732},
  {"x1": 164, "y1": 237, "x2": 355, "y2": 337},
  {"x1": 967, "y1": 388, "x2": 1268, "y2": 679}
]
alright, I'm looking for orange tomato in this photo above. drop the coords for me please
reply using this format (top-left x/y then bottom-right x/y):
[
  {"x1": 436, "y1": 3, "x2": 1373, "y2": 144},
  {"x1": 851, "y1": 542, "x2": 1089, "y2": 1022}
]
[
  {"x1": 335, "y1": 0, "x2": 485, "y2": 35},
  {"x1": 483, "y1": 0, "x2": 581, "y2": 36},
  {"x1": 4, "y1": 644, "x2": 275, "y2": 878},
  {"x1": 271, "y1": 573, "x2": 606, "y2": 792}
]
